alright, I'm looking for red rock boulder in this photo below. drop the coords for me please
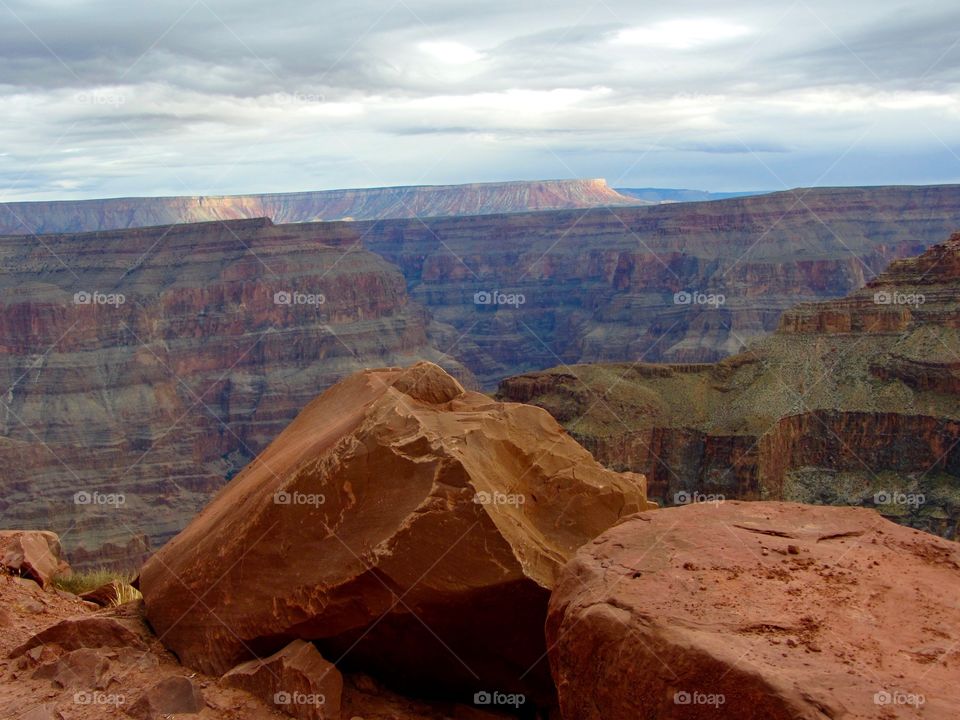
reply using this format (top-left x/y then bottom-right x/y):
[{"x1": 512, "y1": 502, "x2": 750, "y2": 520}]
[
  {"x1": 125, "y1": 676, "x2": 205, "y2": 720},
  {"x1": 140, "y1": 362, "x2": 652, "y2": 707},
  {"x1": 10, "y1": 616, "x2": 146, "y2": 658},
  {"x1": 547, "y1": 501, "x2": 960, "y2": 719},
  {"x1": 223, "y1": 640, "x2": 342, "y2": 720},
  {"x1": 0, "y1": 531, "x2": 69, "y2": 588}
]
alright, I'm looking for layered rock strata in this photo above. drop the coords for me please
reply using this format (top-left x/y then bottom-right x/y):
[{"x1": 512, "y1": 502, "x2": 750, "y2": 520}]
[
  {"x1": 0, "y1": 219, "x2": 466, "y2": 566},
  {"x1": 500, "y1": 234, "x2": 960, "y2": 537}
]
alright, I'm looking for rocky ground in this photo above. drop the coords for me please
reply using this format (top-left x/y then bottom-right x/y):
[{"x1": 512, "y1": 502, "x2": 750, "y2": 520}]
[
  {"x1": 6, "y1": 501, "x2": 958, "y2": 719},
  {"x1": 548, "y1": 502, "x2": 960, "y2": 719},
  {"x1": 0, "y1": 573, "x2": 517, "y2": 720}
]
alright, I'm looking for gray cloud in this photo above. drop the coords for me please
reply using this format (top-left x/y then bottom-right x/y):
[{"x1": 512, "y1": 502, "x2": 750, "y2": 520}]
[{"x1": 0, "y1": 0, "x2": 958, "y2": 200}]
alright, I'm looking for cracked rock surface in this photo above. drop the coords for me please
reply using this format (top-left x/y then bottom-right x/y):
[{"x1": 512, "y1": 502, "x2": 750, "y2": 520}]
[
  {"x1": 547, "y1": 501, "x2": 960, "y2": 719},
  {"x1": 140, "y1": 361, "x2": 652, "y2": 707}
]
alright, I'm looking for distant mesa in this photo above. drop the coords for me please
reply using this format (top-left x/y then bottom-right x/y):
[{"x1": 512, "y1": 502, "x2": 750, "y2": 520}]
[{"x1": 0, "y1": 178, "x2": 642, "y2": 234}]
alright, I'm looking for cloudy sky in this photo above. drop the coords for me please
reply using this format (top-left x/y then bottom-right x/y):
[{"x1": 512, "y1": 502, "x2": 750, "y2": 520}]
[{"x1": 1, "y1": 0, "x2": 958, "y2": 200}]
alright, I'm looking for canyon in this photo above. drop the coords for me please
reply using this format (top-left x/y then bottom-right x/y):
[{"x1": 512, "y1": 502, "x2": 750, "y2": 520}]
[
  {"x1": 0, "y1": 219, "x2": 468, "y2": 567},
  {"x1": 351, "y1": 183, "x2": 960, "y2": 386},
  {"x1": 499, "y1": 233, "x2": 960, "y2": 538},
  {"x1": 3, "y1": 181, "x2": 960, "y2": 564}
]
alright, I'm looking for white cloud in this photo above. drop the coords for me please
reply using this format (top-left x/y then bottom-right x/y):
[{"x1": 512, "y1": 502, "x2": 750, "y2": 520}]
[
  {"x1": 1, "y1": 0, "x2": 959, "y2": 198},
  {"x1": 613, "y1": 18, "x2": 752, "y2": 50},
  {"x1": 770, "y1": 88, "x2": 960, "y2": 114},
  {"x1": 419, "y1": 40, "x2": 484, "y2": 65}
]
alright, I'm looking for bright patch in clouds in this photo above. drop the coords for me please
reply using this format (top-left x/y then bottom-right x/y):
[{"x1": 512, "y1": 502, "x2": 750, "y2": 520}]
[
  {"x1": 419, "y1": 40, "x2": 483, "y2": 65},
  {"x1": 772, "y1": 88, "x2": 960, "y2": 114},
  {"x1": 614, "y1": 18, "x2": 751, "y2": 50}
]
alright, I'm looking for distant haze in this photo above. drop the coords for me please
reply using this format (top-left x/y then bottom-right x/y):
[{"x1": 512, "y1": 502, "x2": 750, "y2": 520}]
[{"x1": 1, "y1": 0, "x2": 958, "y2": 200}]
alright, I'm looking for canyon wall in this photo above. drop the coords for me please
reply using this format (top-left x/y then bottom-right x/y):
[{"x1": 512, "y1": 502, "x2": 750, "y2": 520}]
[
  {"x1": 347, "y1": 184, "x2": 960, "y2": 386},
  {"x1": 499, "y1": 233, "x2": 960, "y2": 538},
  {"x1": 0, "y1": 219, "x2": 466, "y2": 566},
  {"x1": 7, "y1": 183, "x2": 960, "y2": 390}
]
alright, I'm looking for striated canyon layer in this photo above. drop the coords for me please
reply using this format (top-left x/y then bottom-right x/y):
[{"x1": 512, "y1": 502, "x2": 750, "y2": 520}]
[
  {"x1": 0, "y1": 178, "x2": 642, "y2": 234},
  {"x1": 7, "y1": 183, "x2": 960, "y2": 390},
  {"x1": 0, "y1": 219, "x2": 468, "y2": 567},
  {"x1": 343, "y1": 183, "x2": 960, "y2": 386},
  {"x1": 499, "y1": 233, "x2": 960, "y2": 537},
  {"x1": 140, "y1": 362, "x2": 651, "y2": 709}
]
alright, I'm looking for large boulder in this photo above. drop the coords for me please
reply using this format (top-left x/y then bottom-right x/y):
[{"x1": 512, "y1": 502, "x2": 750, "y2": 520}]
[
  {"x1": 547, "y1": 501, "x2": 960, "y2": 719},
  {"x1": 140, "y1": 362, "x2": 651, "y2": 706},
  {"x1": 0, "y1": 531, "x2": 69, "y2": 587}
]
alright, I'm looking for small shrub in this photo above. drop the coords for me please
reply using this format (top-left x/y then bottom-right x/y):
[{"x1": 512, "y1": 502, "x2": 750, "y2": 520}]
[{"x1": 53, "y1": 569, "x2": 142, "y2": 605}]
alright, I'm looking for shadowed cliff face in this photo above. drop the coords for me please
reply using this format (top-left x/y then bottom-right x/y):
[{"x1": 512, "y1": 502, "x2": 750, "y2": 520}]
[
  {"x1": 499, "y1": 233, "x2": 960, "y2": 539},
  {"x1": 0, "y1": 179, "x2": 642, "y2": 234},
  {"x1": 0, "y1": 219, "x2": 469, "y2": 567}
]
